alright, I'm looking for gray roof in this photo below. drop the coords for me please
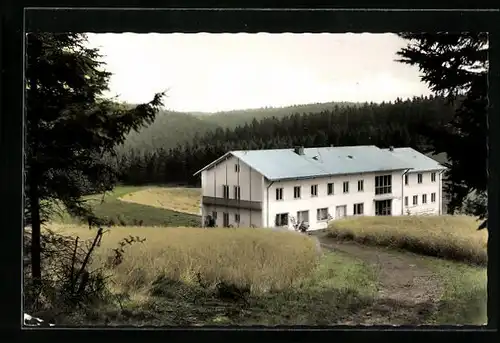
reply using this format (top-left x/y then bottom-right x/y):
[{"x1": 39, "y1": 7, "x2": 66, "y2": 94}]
[
  {"x1": 194, "y1": 145, "x2": 443, "y2": 181},
  {"x1": 382, "y1": 147, "x2": 447, "y2": 173}
]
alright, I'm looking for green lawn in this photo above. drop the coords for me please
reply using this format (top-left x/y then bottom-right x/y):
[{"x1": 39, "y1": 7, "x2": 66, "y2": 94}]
[
  {"x1": 51, "y1": 185, "x2": 201, "y2": 227},
  {"x1": 423, "y1": 258, "x2": 487, "y2": 325}
]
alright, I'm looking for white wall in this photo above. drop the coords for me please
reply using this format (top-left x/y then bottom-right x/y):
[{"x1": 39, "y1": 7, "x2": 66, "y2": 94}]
[
  {"x1": 202, "y1": 204, "x2": 262, "y2": 228},
  {"x1": 402, "y1": 170, "x2": 443, "y2": 215},
  {"x1": 199, "y1": 155, "x2": 445, "y2": 229},
  {"x1": 264, "y1": 170, "x2": 406, "y2": 230},
  {"x1": 201, "y1": 155, "x2": 264, "y2": 202}
]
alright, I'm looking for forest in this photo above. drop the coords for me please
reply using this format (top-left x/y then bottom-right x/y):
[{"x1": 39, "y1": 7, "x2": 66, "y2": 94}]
[
  {"x1": 114, "y1": 95, "x2": 457, "y2": 186},
  {"x1": 116, "y1": 101, "x2": 363, "y2": 154}
]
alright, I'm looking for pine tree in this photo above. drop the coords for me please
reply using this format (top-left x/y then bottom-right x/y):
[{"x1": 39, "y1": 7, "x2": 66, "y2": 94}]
[
  {"x1": 25, "y1": 33, "x2": 165, "y2": 283},
  {"x1": 397, "y1": 32, "x2": 488, "y2": 223}
]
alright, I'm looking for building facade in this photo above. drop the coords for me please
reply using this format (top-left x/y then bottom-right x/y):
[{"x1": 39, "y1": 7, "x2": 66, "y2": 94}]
[
  {"x1": 194, "y1": 145, "x2": 446, "y2": 230},
  {"x1": 199, "y1": 154, "x2": 264, "y2": 228}
]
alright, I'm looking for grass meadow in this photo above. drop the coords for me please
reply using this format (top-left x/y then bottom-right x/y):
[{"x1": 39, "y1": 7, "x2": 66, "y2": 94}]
[
  {"x1": 326, "y1": 215, "x2": 488, "y2": 325},
  {"x1": 119, "y1": 186, "x2": 201, "y2": 215},
  {"x1": 53, "y1": 186, "x2": 201, "y2": 227},
  {"x1": 327, "y1": 215, "x2": 487, "y2": 266},
  {"x1": 35, "y1": 186, "x2": 487, "y2": 325},
  {"x1": 45, "y1": 223, "x2": 378, "y2": 325},
  {"x1": 423, "y1": 258, "x2": 487, "y2": 325}
]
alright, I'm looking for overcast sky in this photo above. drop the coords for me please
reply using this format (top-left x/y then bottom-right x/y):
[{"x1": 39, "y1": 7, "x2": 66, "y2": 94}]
[{"x1": 86, "y1": 33, "x2": 432, "y2": 113}]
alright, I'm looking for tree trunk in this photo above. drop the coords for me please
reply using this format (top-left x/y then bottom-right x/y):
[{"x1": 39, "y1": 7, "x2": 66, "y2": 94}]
[
  {"x1": 28, "y1": 74, "x2": 41, "y2": 285},
  {"x1": 29, "y1": 167, "x2": 42, "y2": 285}
]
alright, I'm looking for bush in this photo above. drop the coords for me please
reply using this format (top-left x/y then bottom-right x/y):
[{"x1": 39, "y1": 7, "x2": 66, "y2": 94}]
[
  {"x1": 460, "y1": 191, "x2": 487, "y2": 219},
  {"x1": 23, "y1": 226, "x2": 145, "y2": 323}
]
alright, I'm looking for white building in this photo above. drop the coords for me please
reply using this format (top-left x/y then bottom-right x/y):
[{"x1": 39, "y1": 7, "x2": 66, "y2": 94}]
[{"x1": 193, "y1": 145, "x2": 446, "y2": 230}]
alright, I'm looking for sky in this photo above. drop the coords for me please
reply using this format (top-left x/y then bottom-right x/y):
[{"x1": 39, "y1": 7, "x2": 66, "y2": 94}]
[{"x1": 86, "y1": 33, "x2": 432, "y2": 113}]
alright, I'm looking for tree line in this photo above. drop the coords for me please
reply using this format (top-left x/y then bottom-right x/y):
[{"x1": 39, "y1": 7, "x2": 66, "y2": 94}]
[
  {"x1": 117, "y1": 101, "x2": 367, "y2": 155},
  {"x1": 114, "y1": 95, "x2": 456, "y2": 186}
]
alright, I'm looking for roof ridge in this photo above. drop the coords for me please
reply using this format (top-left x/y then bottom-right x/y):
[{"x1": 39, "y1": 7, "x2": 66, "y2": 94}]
[{"x1": 195, "y1": 145, "x2": 442, "y2": 180}]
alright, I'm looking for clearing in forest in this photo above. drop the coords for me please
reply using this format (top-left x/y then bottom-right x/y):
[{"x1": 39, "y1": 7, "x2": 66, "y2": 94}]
[{"x1": 119, "y1": 187, "x2": 201, "y2": 216}]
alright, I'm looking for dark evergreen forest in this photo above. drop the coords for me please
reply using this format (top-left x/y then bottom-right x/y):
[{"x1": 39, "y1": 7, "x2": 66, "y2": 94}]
[{"x1": 115, "y1": 95, "x2": 456, "y2": 187}]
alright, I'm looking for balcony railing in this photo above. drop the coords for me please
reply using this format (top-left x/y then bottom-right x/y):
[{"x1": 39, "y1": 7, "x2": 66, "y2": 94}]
[{"x1": 201, "y1": 196, "x2": 262, "y2": 210}]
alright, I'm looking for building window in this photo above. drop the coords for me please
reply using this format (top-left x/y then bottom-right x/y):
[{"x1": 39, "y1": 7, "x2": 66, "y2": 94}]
[
  {"x1": 223, "y1": 213, "x2": 229, "y2": 227},
  {"x1": 353, "y1": 203, "x2": 364, "y2": 215},
  {"x1": 375, "y1": 200, "x2": 392, "y2": 216},
  {"x1": 297, "y1": 210, "x2": 309, "y2": 223},
  {"x1": 276, "y1": 187, "x2": 283, "y2": 200},
  {"x1": 327, "y1": 182, "x2": 334, "y2": 195},
  {"x1": 212, "y1": 211, "x2": 217, "y2": 220},
  {"x1": 294, "y1": 186, "x2": 301, "y2": 199},
  {"x1": 404, "y1": 196, "x2": 408, "y2": 206},
  {"x1": 233, "y1": 186, "x2": 241, "y2": 200},
  {"x1": 222, "y1": 185, "x2": 230, "y2": 199},
  {"x1": 431, "y1": 192, "x2": 436, "y2": 203},
  {"x1": 404, "y1": 174, "x2": 409, "y2": 185},
  {"x1": 335, "y1": 205, "x2": 347, "y2": 218},
  {"x1": 431, "y1": 172, "x2": 436, "y2": 182},
  {"x1": 358, "y1": 180, "x2": 364, "y2": 192},
  {"x1": 413, "y1": 195, "x2": 418, "y2": 205},
  {"x1": 275, "y1": 213, "x2": 289, "y2": 226},
  {"x1": 375, "y1": 175, "x2": 392, "y2": 195},
  {"x1": 311, "y1": 184, "x2": 318, "y2": 197},
  {"x1": 235, "y1": 164, "x2": 240, "y2": 173},
  {"x1": 417, "y1": 173, "x2": 423, "y2": 184},
  {"x1": 422, "y1": 194, "x2": 427, "y2": 204},
  {"x1": 317, "y1": 208, "x2": 329, "y2": 221},
  {"x1": 343, "y1": 181, "x2": 349, "y2": 194},
  {"x1": 235, "y1": 213, "x2": 240, "y2": 223}
]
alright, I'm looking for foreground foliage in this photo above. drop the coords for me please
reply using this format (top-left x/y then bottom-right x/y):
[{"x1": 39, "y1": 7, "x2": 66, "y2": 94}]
[
  {"x1": 25, "y1": 32, "x2": 165, "y2": 283},
  {"x1": 397, "y1": 32, "x2": 489, "y2": 220},
  {"x1": 423, "y1": 259, "x2": 486, "y2": 325},
  {"x1": 49, "y1": 225, "x2": 320, "y2": 293},
  {"x1": 42, "y1": 224, "x2": 380, "y2": 325},
  {"x1": 28, "y1": 222, "x2": 487, "y2": 326}
]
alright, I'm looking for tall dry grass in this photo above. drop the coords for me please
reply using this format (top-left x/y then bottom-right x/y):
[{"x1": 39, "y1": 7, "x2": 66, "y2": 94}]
[
  {"x1": 327, "y1": 215, "x2": 487, "y2": 265},
  {"x1": 48, "y1": 224, "x2": 320, "y2": 295}
]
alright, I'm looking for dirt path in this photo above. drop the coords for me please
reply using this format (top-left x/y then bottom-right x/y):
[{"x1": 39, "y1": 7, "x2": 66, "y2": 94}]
[{"x1": 318, "y1": 236, "x2": 443, "y2": 325}]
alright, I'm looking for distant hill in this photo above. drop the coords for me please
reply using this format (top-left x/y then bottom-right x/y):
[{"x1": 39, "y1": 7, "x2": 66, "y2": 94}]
[
  {"x1": 196, "y1": 101, "x2": 362, "y2": 128},
  {"x1": 117, "y1": 110, "x2": 220, "y2": 154},
  {"x1": 121, "y1": 101, "x2": 362, "y2": 152}
]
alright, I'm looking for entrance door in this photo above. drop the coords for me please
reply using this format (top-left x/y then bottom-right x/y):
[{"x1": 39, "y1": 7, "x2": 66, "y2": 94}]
[
  {"x1": 223, "y1": 212, "x2": 230, "y2": 227},
  {"x1": 335, "y1": 205, "x2": 347, "y2": 219},
  {"x1": 297, "y1": 210, "x2": 309, "y2": 224},
  {"x1": 375, "y1": 200, "x2": 392, "y2": 216}
]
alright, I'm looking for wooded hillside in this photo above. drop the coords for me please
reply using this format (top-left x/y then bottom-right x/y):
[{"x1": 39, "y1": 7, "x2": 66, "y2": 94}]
[{"x1": 115, "y1": 95, "x2": 456, "y2": 186}]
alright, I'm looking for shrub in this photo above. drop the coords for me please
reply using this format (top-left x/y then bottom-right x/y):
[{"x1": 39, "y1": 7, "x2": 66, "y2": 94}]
[{"x1": 23, "y1": 226, "x2": 145, "y2": 323}]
